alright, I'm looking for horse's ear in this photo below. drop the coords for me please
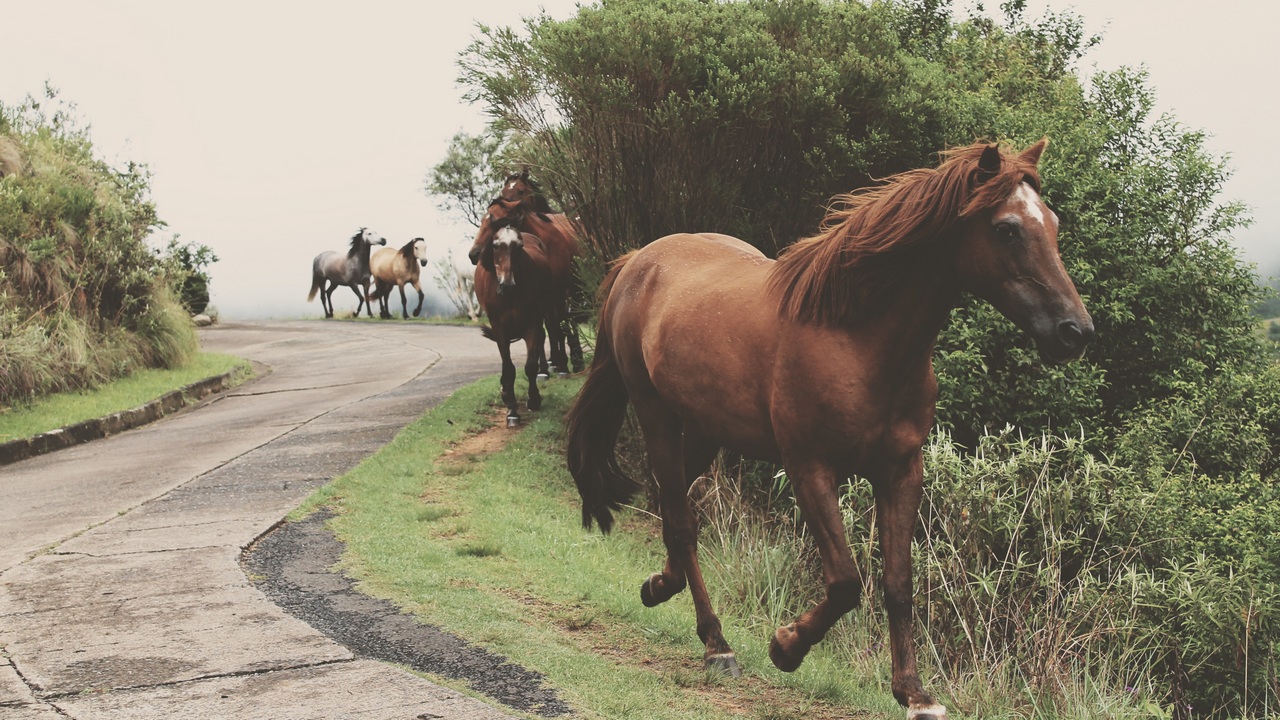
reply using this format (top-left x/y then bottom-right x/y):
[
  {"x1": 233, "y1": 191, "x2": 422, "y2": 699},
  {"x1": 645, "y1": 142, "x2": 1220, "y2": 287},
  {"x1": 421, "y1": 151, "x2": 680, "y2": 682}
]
[
  {"x1": 978, "y1": 144, "x2": 1002, "y2": 175},
  {"x1": 1020, "y1": 137, "x2": 1049, "y2": 166}
]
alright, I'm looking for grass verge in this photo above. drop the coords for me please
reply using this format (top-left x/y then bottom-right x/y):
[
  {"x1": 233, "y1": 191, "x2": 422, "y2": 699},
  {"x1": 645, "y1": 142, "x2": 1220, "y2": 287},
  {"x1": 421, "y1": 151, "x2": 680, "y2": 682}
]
[
  {"x1": 296, "y1": 376, "x2": 898, "y2": 720},
  {"x1": 0, "y1": 352, "x2": 252, "y2": 442}
]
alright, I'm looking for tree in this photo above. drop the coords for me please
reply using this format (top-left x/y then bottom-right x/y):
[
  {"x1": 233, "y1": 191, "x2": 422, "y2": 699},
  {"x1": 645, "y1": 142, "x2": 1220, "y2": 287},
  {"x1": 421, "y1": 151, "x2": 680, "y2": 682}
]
[{"x1": 425, "y1": 130, "x2": 511, "y2": 228}]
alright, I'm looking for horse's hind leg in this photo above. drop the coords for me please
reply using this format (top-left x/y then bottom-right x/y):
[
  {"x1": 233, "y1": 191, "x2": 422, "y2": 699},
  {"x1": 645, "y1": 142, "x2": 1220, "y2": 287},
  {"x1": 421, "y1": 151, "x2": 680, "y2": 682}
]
[
  {"x1": 397, "y1": 282, "x2": 409, "y2": 319},
  {"x1": 565, "y1": 315, "x2": 584, "y2": 374},
  {"x1": 322, "y1": 283, "x2": 336, "y2": 318},
  {"x1": 631, "y1": 391, "x2": 737, "y2": 675}
]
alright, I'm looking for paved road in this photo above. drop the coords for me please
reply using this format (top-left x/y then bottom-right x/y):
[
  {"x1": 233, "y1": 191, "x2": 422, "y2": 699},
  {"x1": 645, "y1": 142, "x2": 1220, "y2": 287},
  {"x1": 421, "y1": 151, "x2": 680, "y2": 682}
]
[{"x1": 0, "y1": 320, "x2": 524, "y2": 720}]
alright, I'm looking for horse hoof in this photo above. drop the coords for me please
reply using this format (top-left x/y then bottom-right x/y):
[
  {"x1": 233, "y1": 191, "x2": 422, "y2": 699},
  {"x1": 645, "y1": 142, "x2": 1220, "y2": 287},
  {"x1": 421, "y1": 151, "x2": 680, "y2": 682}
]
[
  {"x1": 768, "y1": 625, "x2": 806, "y2": 673},
  {"x1": 537, "y1": 373, "x2": 549, "y2": 381},
  {"x1": 506, "y1": 415, "x2": 520, "y2": 428},
  {"x1": 557, "y1": 372, "x2": 570, "y2": 379},
  {"x1": 906, "y1": 703, "x2": 948, "y2": 720},
  {"x1": 704, "y1": 652, "x2": 742, "y2": 678},
  {"x1": 640, "y1": 573, "x2": 664, "y2": 607}
]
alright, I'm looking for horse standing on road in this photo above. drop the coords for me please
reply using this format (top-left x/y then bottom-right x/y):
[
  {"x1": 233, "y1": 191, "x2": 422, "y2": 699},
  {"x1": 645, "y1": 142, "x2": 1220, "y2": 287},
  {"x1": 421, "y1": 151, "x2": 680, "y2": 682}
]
[
  {"x1": 307, "y1": 228, "x2": 386, "y2": 318},
  {"x1": 564, "y1": 140, "x2": 1092, "y2": 720},
  {"x1": 369, "y1": 237, "x2": 429, "y2": 319}
]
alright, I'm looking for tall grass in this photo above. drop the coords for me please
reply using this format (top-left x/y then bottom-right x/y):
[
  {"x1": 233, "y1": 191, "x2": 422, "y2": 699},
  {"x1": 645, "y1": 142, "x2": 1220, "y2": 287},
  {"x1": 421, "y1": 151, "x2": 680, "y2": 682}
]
[{"x1": 694, "y1": 431, "x2": 1280, "y2": 718}]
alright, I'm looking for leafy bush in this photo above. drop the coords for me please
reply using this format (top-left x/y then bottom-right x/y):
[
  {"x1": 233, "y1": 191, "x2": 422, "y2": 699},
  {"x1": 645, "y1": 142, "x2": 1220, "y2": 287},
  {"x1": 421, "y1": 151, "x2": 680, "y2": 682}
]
[{"x1": 0, "y1": 89, "x2": 197, "y2": 408}]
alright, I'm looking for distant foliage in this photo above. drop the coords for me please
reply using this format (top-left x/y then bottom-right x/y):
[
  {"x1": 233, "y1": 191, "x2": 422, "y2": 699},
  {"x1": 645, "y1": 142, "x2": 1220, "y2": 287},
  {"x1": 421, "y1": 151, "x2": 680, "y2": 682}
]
[{"x1": 0, "y1": 88, "x2": 197, "y2": 408}]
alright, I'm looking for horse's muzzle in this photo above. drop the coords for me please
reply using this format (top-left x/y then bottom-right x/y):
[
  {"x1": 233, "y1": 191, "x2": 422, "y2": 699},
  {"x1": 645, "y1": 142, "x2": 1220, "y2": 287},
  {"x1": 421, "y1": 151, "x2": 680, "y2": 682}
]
[
  {"x1": 1039, "y1": 317, "x2": 1094, "y2": 363},
  {"x1": 467, "y1": 247, "x2": 481, "y2": 265}
]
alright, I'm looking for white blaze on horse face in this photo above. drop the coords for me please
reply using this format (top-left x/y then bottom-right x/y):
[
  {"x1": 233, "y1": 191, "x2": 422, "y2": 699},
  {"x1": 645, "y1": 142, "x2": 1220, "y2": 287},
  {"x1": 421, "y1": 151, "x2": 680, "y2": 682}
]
[
  {"x1": 362, "y1": 228, "x2": 387, "y2": 246},
  {"x1": 413, "y1": 238, "x2": 429, "y2": 266},
  {"x1": 493, "y1": 226, "x2": 523, "y2": 248},
  {"x1": 1013, "y1": 183, "x2": 1047, "y2": 229}
]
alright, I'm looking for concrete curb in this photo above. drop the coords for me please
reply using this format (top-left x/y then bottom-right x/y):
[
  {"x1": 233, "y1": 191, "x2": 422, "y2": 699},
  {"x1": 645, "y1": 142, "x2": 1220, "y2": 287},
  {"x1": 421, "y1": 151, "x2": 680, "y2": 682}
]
[{"x1": 0, "y1": 369, "x2": 245, "y2": 467}]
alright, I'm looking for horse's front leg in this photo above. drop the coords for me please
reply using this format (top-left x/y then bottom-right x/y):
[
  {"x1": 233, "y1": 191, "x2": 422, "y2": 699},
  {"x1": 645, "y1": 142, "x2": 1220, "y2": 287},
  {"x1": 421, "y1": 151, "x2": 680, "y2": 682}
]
[
  {"x1": 769, "y1": 459, "x2": 864, "y2": 673},
  {"x1": 411, "y1": 279, "x2": 424, "y2": 317},
  {"x1": 523, "y1": 324, "x2": 544, "y2": 412},
  {"x1": 350, "y1": 282, "x2": 368, "y2": 317},
  {"x1": 495, "y1": 332, "x2": 520, "y2": 425},
  {"x1": 874, "y1": 454, "x2": 946, "y2": 719}
]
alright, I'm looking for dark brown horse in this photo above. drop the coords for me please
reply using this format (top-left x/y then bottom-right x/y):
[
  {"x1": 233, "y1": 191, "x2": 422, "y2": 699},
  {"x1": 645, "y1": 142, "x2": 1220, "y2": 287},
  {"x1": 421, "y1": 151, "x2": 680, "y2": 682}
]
[
  {"x1": 475, "y1": 220, "x2": 567, "y2": 425},
  {"x1": 469, "y1": 191, "x2": 585, "y2": 375},
  {"x1": 564, "y1": 140, "x2": 1092, "y2": 720}
]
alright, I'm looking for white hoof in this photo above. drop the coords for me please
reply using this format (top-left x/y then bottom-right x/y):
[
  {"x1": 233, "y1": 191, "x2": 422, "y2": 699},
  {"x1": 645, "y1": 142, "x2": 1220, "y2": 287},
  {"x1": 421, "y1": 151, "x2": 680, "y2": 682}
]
[{"x1": 906, "y1": 703, "x2": 947, "y2": 720}]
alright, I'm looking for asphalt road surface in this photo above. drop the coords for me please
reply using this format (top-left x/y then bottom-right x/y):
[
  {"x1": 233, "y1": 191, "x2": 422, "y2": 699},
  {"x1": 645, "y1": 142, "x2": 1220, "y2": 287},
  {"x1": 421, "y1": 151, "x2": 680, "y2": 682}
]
[{"x1": 0, "y1": 320, "x2": 553, "y2": 720}]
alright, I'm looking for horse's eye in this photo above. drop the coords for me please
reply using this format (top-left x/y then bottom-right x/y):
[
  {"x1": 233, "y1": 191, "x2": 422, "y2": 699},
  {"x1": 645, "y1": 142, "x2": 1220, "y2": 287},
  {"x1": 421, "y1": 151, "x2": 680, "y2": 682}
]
[{"x1": 994, "y1": 222, "x2": 1021, "y2": 245}]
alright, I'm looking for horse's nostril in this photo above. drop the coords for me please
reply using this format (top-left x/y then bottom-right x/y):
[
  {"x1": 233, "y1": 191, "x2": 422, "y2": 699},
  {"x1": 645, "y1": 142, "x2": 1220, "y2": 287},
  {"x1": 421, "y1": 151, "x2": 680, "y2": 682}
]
[{"x1": 1058, "y1": 319, "x2": 1092, "y2": 348}]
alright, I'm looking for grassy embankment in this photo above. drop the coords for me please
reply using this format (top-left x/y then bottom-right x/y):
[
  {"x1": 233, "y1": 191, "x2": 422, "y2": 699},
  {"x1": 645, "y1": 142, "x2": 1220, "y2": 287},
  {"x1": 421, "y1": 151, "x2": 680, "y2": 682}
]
[
  {"x1": 295, "y1": 376, "x2": 950, "y2": 720},
  {"x1": 0, "y1": 352, "x2": 251, "y2": 443}
]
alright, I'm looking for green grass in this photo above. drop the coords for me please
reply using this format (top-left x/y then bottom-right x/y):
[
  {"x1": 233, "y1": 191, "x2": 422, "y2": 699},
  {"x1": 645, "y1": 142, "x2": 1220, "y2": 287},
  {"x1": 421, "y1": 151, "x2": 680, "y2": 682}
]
[
  {"x1": 296, "y1": 376, "x2": 892, "y2": 720},
  {"x1": 0, "y1": 352, "x2": 251, "y2": 442}
]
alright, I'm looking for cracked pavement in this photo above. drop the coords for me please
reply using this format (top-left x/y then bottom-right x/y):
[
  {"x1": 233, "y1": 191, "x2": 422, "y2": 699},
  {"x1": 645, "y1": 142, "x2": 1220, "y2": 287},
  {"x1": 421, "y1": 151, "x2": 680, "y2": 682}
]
[{"x1": 0, "y1": 320, "x2": 532, "y2": 720}]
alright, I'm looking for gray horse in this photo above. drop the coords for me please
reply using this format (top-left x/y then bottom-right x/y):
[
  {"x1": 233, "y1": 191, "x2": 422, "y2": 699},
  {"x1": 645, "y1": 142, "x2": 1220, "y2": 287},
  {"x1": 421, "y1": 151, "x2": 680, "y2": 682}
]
[{"x1": 307, "y1": 228, "x2": 387, "y2": 318}]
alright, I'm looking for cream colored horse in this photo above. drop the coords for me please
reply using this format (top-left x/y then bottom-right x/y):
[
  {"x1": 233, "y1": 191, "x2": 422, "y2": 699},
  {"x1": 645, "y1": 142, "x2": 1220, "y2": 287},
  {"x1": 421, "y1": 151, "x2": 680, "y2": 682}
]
[{"x1": 368, "y1": 237, "x2": 429, "y2": 319}]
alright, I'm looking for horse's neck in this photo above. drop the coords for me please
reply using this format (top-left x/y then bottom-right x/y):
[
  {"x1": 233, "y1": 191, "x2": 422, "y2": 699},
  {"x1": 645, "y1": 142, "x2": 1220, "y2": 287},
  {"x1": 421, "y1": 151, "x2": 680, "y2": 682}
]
[{"x1": 849, "y1": 260, "x2": 959, "y2": 374}]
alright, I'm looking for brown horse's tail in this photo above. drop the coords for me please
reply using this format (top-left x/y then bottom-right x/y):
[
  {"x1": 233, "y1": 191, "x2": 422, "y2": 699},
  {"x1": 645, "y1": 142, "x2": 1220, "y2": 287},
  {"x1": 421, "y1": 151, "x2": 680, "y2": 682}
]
[{"x1": 564, "y1": 252, "x2": 642, "y2": 533}]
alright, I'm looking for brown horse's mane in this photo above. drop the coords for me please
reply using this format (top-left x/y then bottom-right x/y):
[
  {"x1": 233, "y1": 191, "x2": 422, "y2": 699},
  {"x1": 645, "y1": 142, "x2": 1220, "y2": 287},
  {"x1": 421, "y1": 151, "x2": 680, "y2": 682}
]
[
  {"x1": 766, "y1": 142, "x2": 1043, "y2": 326},
  {"x1": 398, "y1": 237, "x2": 421, "y2": 261}
]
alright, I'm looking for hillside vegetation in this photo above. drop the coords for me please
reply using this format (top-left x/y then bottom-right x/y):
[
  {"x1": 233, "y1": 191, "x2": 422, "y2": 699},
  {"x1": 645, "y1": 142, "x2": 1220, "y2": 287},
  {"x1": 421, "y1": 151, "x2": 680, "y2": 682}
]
[{"x1": 0, "y1": 91, "x2": 198, "y2": 410}]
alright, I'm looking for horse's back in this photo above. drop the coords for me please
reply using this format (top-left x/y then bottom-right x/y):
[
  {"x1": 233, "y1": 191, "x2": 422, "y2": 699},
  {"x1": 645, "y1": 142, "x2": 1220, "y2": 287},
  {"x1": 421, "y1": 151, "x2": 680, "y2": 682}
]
[
  {"x1": 369, "y1": 247, "x2": 397, "y2": 280},
  {"x1": 604, "y1": 233, "x2": 781, "y2": 454}
]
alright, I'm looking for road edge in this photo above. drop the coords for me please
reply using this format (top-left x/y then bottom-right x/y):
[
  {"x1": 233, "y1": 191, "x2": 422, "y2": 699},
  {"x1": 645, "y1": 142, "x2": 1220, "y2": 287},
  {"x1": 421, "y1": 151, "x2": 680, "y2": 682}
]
[{"x1": 0, "y1": 364, "x2": 260, "y2": 468}]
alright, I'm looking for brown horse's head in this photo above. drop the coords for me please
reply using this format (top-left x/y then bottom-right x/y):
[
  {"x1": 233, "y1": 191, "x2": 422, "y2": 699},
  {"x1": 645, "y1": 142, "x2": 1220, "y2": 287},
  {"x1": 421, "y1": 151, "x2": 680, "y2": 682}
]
[
  {"x1": 952, "y1": 140, "x2": 1093, "y2": 363},
  {"x1": 487, "y1": 222, "x2": 526, "y2": 295},
  {"x1": 468, "y1": 197, "x2": 526, "y2": 266},
  {"x1": 500, "y1": 170, "x2": 555, "y2": 213}
]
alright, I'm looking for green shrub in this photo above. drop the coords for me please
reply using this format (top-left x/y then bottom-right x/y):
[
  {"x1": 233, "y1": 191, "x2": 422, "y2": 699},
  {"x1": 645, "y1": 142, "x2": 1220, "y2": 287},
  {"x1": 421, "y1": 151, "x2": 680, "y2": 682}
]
[{"x1": 0, "y1": 89, "x2": 198, "y2": 407}]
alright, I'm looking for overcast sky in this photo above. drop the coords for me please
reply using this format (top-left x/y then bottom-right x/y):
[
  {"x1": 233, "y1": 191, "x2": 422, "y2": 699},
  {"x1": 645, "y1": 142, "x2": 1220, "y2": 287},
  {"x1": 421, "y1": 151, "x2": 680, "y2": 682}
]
[{"x1": 4, "y1": 0, "x2": 1277, "y2": 320}]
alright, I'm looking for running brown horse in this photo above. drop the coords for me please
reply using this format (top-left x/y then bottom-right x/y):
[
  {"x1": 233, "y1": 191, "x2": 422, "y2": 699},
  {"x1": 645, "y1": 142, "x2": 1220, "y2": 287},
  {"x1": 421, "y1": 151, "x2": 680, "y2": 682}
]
[
  {"x1": 369, "y1": 237, "x2": 429, "y2": 319},
  {"x1": 475, "y1": 219, "x2": 565, "y2": 425},
  {"x1": 564, "y1": 140, "x2": 1092, "y2": 720},
  {"x1": 469, "y1": 193, "x2": 585, "y2": 375}
]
